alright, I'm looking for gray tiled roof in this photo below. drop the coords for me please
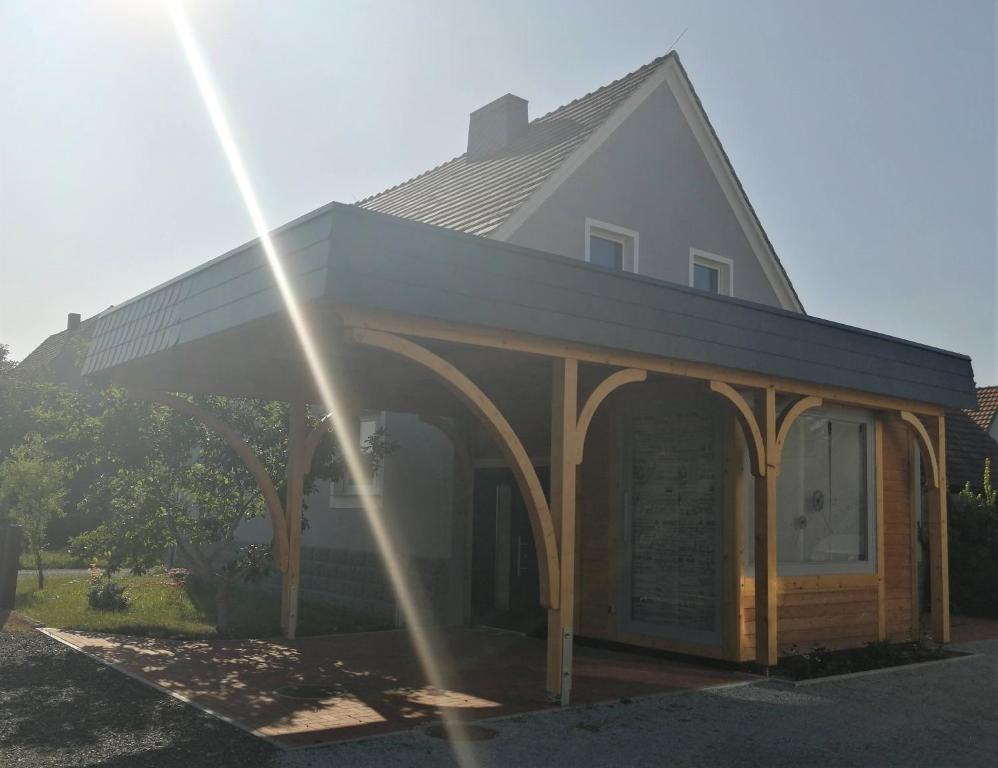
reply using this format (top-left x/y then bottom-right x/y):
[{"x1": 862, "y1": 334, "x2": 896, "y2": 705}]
[
  {"x1": 17, "y1": 316, "x2": 97, "y2": 377},
  {"x1": 82, "y1": 204, "x2": 977, "y2": 410},
  {"x1": 356, "y1": 55, "x2": 669, "y2": 236}
]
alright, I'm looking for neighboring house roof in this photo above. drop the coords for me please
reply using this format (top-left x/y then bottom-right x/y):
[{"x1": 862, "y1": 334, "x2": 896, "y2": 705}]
[
  {"x1": 967, "y1": 385, "x2": 998, "y2": 432},
  {"x1": 81, "y1": 203, "x2": 976, "y2": 410},
  {"x1": 357, "y1": 52, "x2": 803, "y2": 312},
  {"x1": 946, "y1": 407, "x2": 998, "y2": 490},
  {"x1": 16, "y1": 316, "x2": 97, "y2": 382}
]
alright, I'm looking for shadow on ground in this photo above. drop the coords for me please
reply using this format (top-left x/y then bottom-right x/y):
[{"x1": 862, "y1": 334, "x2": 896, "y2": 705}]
[
  {"x1": 45, "y1": 625, "x2": 753, "y2": 747},
  {"x1": 0, "y1": 614, "x2": 272, "y2": 768}
]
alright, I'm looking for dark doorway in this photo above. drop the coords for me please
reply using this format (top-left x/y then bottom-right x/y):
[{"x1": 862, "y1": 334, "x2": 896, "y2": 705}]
[{"x1": 471, "y1": 467, "x2": 549, "y2": 636}]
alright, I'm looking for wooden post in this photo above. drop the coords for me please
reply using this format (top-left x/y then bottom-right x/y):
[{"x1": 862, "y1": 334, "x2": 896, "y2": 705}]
[
  {"x1": 928, "y1": 415, "x2": 950, "y2": 642},
  {"x1": 281, "y1": 400, "x2": 307, "y2": 640},
  {"x1": 754, "y1": 385, "x2": 778, "y2": 666},
  {"x1": 875, "y1": 417, "x2": 887, "y2": 641},
  {"x1": 909, "y1": 435, "x2": 922, "y2": 639},
  {"x1": 548, "y1": 358, "x2": 578, "y2": 704},
  {"x1": 723, "y1": 418, "x2": 745, "y2": 661}
]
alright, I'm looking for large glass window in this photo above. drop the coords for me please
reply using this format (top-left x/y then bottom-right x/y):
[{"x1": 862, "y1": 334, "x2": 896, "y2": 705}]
[
  {"x1": 746, "y1": 407, "x2": 875, "y2": 574},
  {"x1": 776, "y1": 410, "x2": 873, "y2": 572}
]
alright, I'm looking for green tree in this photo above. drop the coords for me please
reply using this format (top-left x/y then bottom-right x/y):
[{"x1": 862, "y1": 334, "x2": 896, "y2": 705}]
[
  {"x1": 0, "y1": 434, "x2": 68, "y2": 588},
  {"x1": 0, "y1": 343, "x2": 16, "y2": 376},
  {"x1": 71, "y1": 396, "x2": 389, "y2": 632}
]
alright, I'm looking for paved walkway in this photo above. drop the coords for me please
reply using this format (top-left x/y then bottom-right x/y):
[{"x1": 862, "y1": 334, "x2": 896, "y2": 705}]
[
  {"x1": 46, "y1": 626, "x2": 752, "y2": 747},
  {"x1": 276, "y1": 638, "x2": 998, "y2": 767}
]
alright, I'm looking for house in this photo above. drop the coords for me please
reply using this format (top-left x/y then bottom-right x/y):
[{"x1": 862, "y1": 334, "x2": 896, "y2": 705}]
[
  {"x1": 243, "y1": 52, "x2": 808, "y2": 625},
  {"x1": 967, "y1": 386, "x2": 998, "y2": 441},
  {"x1": 15, "y1": 313, "x2": 96, "y2": 387},
  {"x1": 946, "y1": 386, "x2": 998, "y2": 491},
  {"x1": 77, "y1": 52, "x2": 977, "y2": 702}
]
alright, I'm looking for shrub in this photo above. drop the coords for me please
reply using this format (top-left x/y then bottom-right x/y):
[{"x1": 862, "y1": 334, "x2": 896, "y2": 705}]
[
  {"x1": 87, "y1": 577, "x2": 129, "y2": 612},
  {"x1": 949, "y1": 459, "x2": 998, "y2": 617}
]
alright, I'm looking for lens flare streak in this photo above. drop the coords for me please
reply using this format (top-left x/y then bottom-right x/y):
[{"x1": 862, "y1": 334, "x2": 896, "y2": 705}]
[{"x1": 166, "y1": 3, "x2": 476, "y2": 762}]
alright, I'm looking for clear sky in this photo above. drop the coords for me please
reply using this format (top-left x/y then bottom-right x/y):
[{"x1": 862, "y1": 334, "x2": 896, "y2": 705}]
[{"x1": 2, "y1": 0, "x2": 995, "y2": 384}]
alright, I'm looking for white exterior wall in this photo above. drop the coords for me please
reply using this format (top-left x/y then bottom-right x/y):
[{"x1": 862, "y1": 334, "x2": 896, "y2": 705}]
[
  {"x1": 236, "y1": 411, "x2": 462, "y2": 624},
  {"x1": 500, "y1": 79, "x2": 790, "y2": 309}
]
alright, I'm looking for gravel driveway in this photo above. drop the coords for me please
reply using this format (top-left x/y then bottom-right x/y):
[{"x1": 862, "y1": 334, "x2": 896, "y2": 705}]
[
  {"x1": 0, "y1": 616, "x2": 274, "y2": 768},
  {"x1": 3, "y1": 614, "x2": 997, "y2": 768}
]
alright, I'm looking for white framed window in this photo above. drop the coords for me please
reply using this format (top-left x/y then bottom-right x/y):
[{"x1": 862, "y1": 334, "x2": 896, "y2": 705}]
[
  {"x1": 585, "y1": 218, "x2": 638, "y2": 273},
  {"x1": 689, "y1": 249, "x2": 733, "y2": 296},
  {"x1": 330, "y1": 412, "x2": 384, "y2": 506},
  {"x1": 747, "y1": 406, "x2": 876, "y2": 575}
]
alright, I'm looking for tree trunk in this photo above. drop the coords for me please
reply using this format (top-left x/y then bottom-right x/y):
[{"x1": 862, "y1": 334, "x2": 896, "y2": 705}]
[{"x1": 34, "y1": 548, "x2": 44, "y2": 590}]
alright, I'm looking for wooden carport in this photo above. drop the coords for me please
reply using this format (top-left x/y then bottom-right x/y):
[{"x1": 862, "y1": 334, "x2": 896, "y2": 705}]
[{"x1": 82, "y1": 203, "x2": 977, "y2": 704}]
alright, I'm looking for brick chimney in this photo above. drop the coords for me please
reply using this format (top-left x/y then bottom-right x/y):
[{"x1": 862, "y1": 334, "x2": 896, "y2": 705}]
[
  {"x1": 67, "y1": 313, "x2": 81, "y2": 332},
  {"x1": 467, "y1": 94, "x2": 528, "y2": 160}
]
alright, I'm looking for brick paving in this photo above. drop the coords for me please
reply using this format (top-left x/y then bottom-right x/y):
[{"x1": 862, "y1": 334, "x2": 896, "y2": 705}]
[
  {"x1": 950, "y1": 615, "x2": 998, "y2": 643},
  {"x1": 45, "y1": 626, "x2": 753, "y2": 747}
]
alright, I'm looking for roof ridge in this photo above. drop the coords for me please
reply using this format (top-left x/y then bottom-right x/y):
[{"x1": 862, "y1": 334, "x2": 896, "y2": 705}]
[
  {"x1": 355, "y1": 51, "x2": 673, "y2": 210},
  {"x1": 530, "y1": 53, "x2": 670, "y2": 124}
]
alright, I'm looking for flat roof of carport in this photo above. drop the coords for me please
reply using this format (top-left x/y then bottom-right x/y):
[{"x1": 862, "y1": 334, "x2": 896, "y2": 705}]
[{"x1": 82, "y1": 202, "x2": 977, "y2": 410}]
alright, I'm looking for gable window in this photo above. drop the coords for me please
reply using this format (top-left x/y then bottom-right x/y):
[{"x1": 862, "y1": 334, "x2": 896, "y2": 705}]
[
  {"x1": 746, "y1": 406, "x2": 876, "y2": 575},
  {"x1": 585, "y1": 219, "x2": 638, "y2": 272},
  {"x1": 693, "y1": 263, "x2": 719, "y2": 293},
  {"x1": 689, "y1": 249, "x2": 733, "y2": 296},
  {"x1": 589, "y1": 235, "x2": 623, "y2": 270}
]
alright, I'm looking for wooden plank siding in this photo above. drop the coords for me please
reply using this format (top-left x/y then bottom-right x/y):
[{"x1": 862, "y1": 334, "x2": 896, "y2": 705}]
[{"x1": 575, "y1": 388, "x2": 919, "y2": 662}]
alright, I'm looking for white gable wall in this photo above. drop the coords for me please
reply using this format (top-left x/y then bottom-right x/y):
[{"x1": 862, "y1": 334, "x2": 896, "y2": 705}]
[{"x1": 499, "y1": 77, "x2": 791, "y2": 309}]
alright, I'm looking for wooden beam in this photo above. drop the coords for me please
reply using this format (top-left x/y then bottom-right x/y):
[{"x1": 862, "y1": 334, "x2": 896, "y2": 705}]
[
  {"x1": 136, "y1": 391, "x2": 290, "y2": 572},
  {"x1": 339, "y1": 307, "x2": 946, "y2": 417},
  {"x1": 928, "y1": 414, "x2": 950, "y2": 642},
  {"x1": 348, "y1": 327, "x2": 561, "y2": 610},
  {"x1": 575, "y1": 368, "x2": 646, "y2": 464},
  {"x1": 281, "y1": 401, "x2": 307, "y2": 640},
  {"x1": 900, "y1": 411, "x2": 940, "y2": 489},
  {"x1": 754, "y1": 385, "x2": 778, "y2": 666},
  {"x1": 710, "y1": 381, "x2": 766, "y2": 478},
  {"x1": 548, "y1": 358, "x2": 578, "y2": 703},
  {"x1": 875, "y1": 417, "x2": 887, "y2": 641}
]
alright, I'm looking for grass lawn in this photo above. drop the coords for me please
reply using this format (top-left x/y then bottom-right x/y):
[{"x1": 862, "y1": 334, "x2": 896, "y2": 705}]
[
  {"x1": 18, "y1": 547, "x2": 89, "y2": 570},
  {"x1": 14, "y1": 572, "x2": 387, "y2": 639}
]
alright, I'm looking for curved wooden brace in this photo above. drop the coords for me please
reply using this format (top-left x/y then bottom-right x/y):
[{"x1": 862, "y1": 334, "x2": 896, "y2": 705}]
[
  {"x1": 138, "y1": 391, "x2": 290, "y2": 571},
  {"x1": 709, "y1": 381, "x2": 766, "y2": 477},
  {"x1": 775, "y1": 396, "x2": 823, "y2": 456},
  {"x1": 348, "y1": 327, "x2": 561, "y2": 610},
  {"x1": 900, "y1": 411, "x2": 940, "y2": 488},
  {"x1": 575, "y1": 368, "x2": 647, "y2": 464}
]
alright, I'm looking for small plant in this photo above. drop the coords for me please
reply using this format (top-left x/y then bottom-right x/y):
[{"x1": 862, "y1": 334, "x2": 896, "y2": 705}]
[{"x1": 87, "y1": 576, "x2": 129, "y2": 612}]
